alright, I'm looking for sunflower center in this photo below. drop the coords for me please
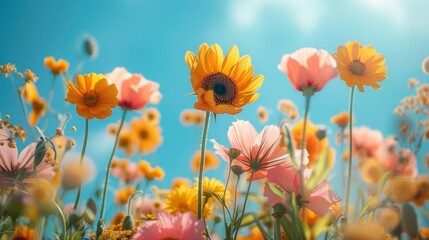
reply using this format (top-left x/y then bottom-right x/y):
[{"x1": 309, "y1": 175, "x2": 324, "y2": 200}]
[
  {"x1": 83, "y1": 91, "x2": 99, "y2": 106},
  {"x1": 139, "y1": 129, "x2": 148, "y2": 139},
  {"x1": 349, "y1": 60, "x2": 366, "y2": 76},
  {"x1": 202, "y1": 72, "x2": 237, "y2": 105}
]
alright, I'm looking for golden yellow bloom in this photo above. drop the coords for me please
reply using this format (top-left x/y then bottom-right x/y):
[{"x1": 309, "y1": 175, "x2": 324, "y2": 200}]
[
  {"x1": 384, "y1": 176, "x2": 417, "y2": 203},
  {"x1": 146, "y1": 167, "x2": 165, "y2": 181},
  {"x1": 333, "y1": 41, "x2": 387, "y2": 92},
  {"x1": 164, "y1": 186, "x2": 212, "y2": 218},
  {"x1": 358, "y1": 158, "x2": 385, "y2": 184},
  {"x1": 115, "y1": 186, "x2": 134, "y2": 205},
  {"x1": 190, "y1": 150, "x2": 219, "y2": 172},
  {"x1": 130, "y1": 117, "x2": 162, "y2": 154},
  {"x1": 180, "y1": 109, "x2": 205, "y2": 126},
  {"x1": 194, "y1": 177, "x2": 230, "y2": 203},
  {"x1": 44, "y1": 56, "x2": 69, "y2": 74},
  {"x1": 257, "y1": 106, "x2": 269, "y2": 124},
  {"x1": 185, "y1": 43, "x2": 263, "y2": 114},
  {"x1": 342, "y1": 221, "x2": 393, "y2": 240},
  {"x1": 331, "y1": 112, "x2": 350, "y2": 128},
  {"x1": 12, "y1": 226, "x2": 38, "y2": 240},
  {"x1": 91, "y1": 223, "x2": 134, "y2": 240},
  {"x1": 21, "y1": 81, "x2": 47, "y2": 126},
  {"x1": 292, "y1": 119, "x2": 334, "y2": 167},
  {"x1": 0, "y1": 63, "x2": 17, "y2": 77},
  {"x1": 277, "y1": 99, "x2": 299, "y2": 120},
  {"x1": 117, "y1": 128, "x2": 135, "y2": 156},
  {"x1": 65, "y1": 73, "x2": 118, "y2": 119},
  {"x1": 110, "y1": 211, "x2": 126, "y2": 226},
  {"x1": 412, "y1": 175, "x2": 429, "y2": 206},
  {"x1": 143, "y1": 107, "x2": 161, "y2": 123},
  {"x1": 24, "y1": 69, "x2": 38, "y2": 83},
  {"x1": 377, "y1": 207, "x2": 400, "y2": 231}
]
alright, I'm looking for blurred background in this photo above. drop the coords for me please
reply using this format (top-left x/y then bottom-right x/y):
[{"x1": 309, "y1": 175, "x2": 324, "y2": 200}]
[{"x1": 1, "y1": 0, "x2": 428, "y2": 224}]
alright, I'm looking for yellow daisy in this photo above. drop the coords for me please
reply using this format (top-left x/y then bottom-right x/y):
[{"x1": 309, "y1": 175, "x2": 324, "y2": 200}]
[
  {"x1": 164, "y1": 185, "x2": 212, "y2": 218},
  {"x1": 130, "y1": 117, "x2": 163, "y2": 154},
  {"x1": 194, "y1": 177, "x2": 230, "y2": 203},
  {"x1": 333, "y1": 41, "x2": 387, "y2": 92},
  {"x1": 185, "y1": 43, "x2": 264, "y2": 114}
]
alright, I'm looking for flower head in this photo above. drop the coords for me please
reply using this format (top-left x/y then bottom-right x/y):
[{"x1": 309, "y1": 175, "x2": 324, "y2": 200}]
[
  {"x1": 264, "y1": 166, "x2": 340, "y2": 216},
  {"x1": 423, "y1": 57, "x2": 429, "y2": 75},
  {"x1": 257, "y1": 106, "x2": 269, "y2": 123},
  {"x1": 44, "y1": 57, "x2": 69, "y2": 74},
  {"x1": 180, "y1": 109, "x2": 205, "y2": 126},
  {"x1": 106, "y1": 67, "x2": 162, "y2": 110},
  {"x1": 185, "y1": 43, "x2": 263, "y2": 114},
  {"x1": 65, "y1": 73, "x2": 118, "y2": 119},
  {"x1": 21, "y1": 82, "x2": 47, "y2": 126},
  {"x1": 0, "y1": 136, "x2": 56, "y2": 188},
  {"x1": 130, "y1": 117, "x2": 163, "y2": 154},
  {"x1": 333, "y1": 41, "x2": 387, "y2": 92},
  {"x1": 331, "y1": 112, "x2": 350, "y2": 128},
  {"x1": 133, "y1": 212, "x2": 205, "y2": 240},
  {"x1": 190, "y1": 150, "x2": 219, "y2": 172},
  {"x1": 350, "y1": 126, "x2": 383, "y2": 158},
  {"x1": 164, "y1": 186, "x2": 213, "y2": 219},
  {"x1": 342, "y1": 221, "x2": 393, "y2": 240},
  {"x1": 277, "y1": 99, "x2": 299, "y2": 120},
  {"x1": 211, "y1": 120, "x2": 296, "y2": 179},
  {"x1": 278, "y1": 48, "x2": 338, "y2": 94},
  {"x1": 0, "y1": 63, "x2": 17, "y2": 77}
]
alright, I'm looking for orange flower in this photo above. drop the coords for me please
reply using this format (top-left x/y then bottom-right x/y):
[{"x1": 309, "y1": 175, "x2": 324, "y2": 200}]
[
  {"x1": 21, "y1": 81, "x2": 47, "y2": 126},
  {"x1": 137, "y1": 160, "x2": 165, "y2": 181},
  {"x1": 65, "y1": 73, "x2": 118, "y2": 119},
  {"x1": 331, "y1": 112, "x2": 350, "y2": 128},
  {"x1": 292, "y1": 119, "x2": 334, "y2": 167},
  {"x1": 44, "y1": 57, "x2": 69, "y2": 74},
  {"x1": 12, "y1": 226, "x2": 37, "y2": 240},
  {"x1": 130, "y1": 117, "x2": 163, "y2": 154},
  {"x1": 171, "y1": 177, "x2": 191, "y2": 189},
  {"x1": 412, "y1": 175, "x2": 429, "y2": 206},
  {"x1": 115, "y1": 186, "x2": 134, "y2": 205},
  {"x1": 190, "y1": 150, "x2": 219, "y2": 172}
]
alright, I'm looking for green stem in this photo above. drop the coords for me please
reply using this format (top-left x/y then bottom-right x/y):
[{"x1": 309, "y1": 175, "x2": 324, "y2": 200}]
[
  {"x1": 197, "y1": 111, "x2": 211, "y2": 219},
  {"x1": 73, "y1": 119, "x2": 89, "y2": 210},
  {"x1": 340, "y1": 129, "x2": 345, "y2": 195},
  {"x1": 274, "y1": 218, "x2": 281, "y2": 240},
  {"x1": 42, "y1": 74, "x2": 57, "y2": 131},
  {"x1": 345, "y1": 86, "x2": 356, "y2": 217},
  {"x1": 233, "y1": 172, "x2": 254, "y2": 240},
  {"x1": 52, "y1": 198, "x2": 67, "y2": 240},
  {"x1": 299, "y1": 94, "x2": 311, "y2": 211},
  {"x1": 222, "y1": 161, "x2": 232, "y2": 233},
  {"x1": 96, "y1": 110, "x2": 127, "y2": 238}
]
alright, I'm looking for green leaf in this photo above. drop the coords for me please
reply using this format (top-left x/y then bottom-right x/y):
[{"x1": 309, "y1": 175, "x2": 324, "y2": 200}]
[
  {"x1": 83, "y1": 199, "x2": 97, "y2": 224},
  {"x1": 34, "y1": 140, "x2": 47, "y2": 167},
  {"x1": 281, "y1": 124, "x2": 298, "y2": 169},
  {"x1": 306, "y1": 146, "x2": 330, "y2": 191},
  {"x1": 402, "y1": 203, "x2": 418, "y2": 239}
]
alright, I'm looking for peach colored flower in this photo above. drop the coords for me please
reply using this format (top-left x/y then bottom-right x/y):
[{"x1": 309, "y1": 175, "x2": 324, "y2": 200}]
[
  {"x1": 133, "y1": 212, "x2": 205, "y2": 240},
  {"x1": 350, "y1": 126, "x2": 383, "y2": 158},
  {"x1": 211, "y1": 120, "x2": 298, "y2": 179},
  {"x1": 106, "y1": 67, "x2": 162, "y2": 110},
  {"x1": 278, "y1": 48, "x2": 338, "y2": 93},
  {"x1": 264, "y1": 166, "x2": 340, "y2": 216}
]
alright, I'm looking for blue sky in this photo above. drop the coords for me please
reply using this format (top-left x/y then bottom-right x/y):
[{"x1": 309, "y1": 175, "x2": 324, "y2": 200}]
[{"x1": 1, "y1": 0, "x2": 429, "y2": 222}]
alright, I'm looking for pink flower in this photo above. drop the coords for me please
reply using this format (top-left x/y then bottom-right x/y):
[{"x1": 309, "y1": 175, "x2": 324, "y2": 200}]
[
  {"x1": 0, "y1": 137, "x2": 55, "y2": 188},
  {"x1": 110, "y1": 159, "x2": 139, "y2": 183},
  {"x1": 133, "y1": 196, "x2": 155, "y2": 216},
  {"x1": 106, "y1": 67, "x2": 162, "y2": 110},
  {"x1": 350, "y1": 126, "x2": 383, "y2": 158},
  {"x1": 133, "y1": 212, "x2": 205, "y2": 240},
  {"x1": 278, "y1": 48, "x2": 338, "y2": 93},
  {"x1": 211, "y1": 120, "x2": 300, "y2": 180},
  {"x1": 375, "y1": 138, "x2": 417, "y2": 177},
  {"x1": 264, "y1": 166, "x2": 340, "y2": 216}
]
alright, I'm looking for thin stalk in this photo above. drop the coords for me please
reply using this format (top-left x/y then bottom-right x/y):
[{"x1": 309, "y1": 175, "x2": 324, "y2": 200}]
[
  {"x1": 222, "y1": 161, "x2": 233, "y2": 233},
  {"x1": 344, "y1": 86, "x2": 356, "y2": 217},
  {"x1": 340, "y1": 129, "x2": 345, "y2": 195},
  {"x1": 96, "y1": 110, "x2": 127, "y2": 238},
  {"x1": 299, "y1": 94, "x2": 311, "y2": 211},
  {"x1": 233, "y1": 172, "x2": 254, "y2": 240},
  {"x1": 73, "y1": 119, "x2": 89, "y2": 210},
  {"x1": 197, "y1": 111, "x2": 211, "y2": 219},
  {"x1": 42, "y1": 74, "x2": 57, "y2": 131},
  {"x1": 274, "y1": 218, "x2": 281, "y2": 240},
  {"x1": 52, "y1": 198, "x2": 67, "y2": 240}
]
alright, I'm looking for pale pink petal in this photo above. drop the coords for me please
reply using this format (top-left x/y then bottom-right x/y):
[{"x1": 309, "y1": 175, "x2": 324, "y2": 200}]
[
  {"x1": 211, "y1": 139, "x2": 230, "y2": 163},
  {"x1": 0, "y1": 141, "x2": 18, "y2": 172},
  {"x1": 227, "y1": 120, "x2": 258, "y2": 159}
]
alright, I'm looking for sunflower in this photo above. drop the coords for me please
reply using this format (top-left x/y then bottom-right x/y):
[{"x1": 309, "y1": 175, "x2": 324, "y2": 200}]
[
  {"x1": 65, "y1": 73, "x2": 118, "y2": 119},
  {"x1": 185, "y1": 43, "x2": 263, "y2": 114},
  {"x1": 164, "y1": 185, "x2": 212, "y2": 219},
  {"x1": 130, "y1": 117, "x2": 163, "y2": 154},
  {"x1": 333, "y1": 41, "x2": 387, "y2": 92}
]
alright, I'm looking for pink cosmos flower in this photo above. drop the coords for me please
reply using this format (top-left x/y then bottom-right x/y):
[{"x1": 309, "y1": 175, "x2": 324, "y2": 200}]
[
  {"x1": 132, "y1": 212, "x2": 205, "y2": 240},
  {"x1": 278, "y1": 48, "x2": 338, "y2": 93},
  {"x1": 375, "y1": 137, "x2": 417, "y2": 177},
  {"x1": 106, "y1": 67, "x2": 162, "y2": 110},
  {"x1": 211, "y1": 120, "x2": 302, "y2": 180},
  {"x1": 0, "y1": 137, "x2": 55, "y2": 188},
  {"x1": 264, "y1": 166, "x2": 340, "y2": 216},
  {"x1": 350, "y1": 126, "x2": 383, "y2": 158},
  {"x1": 110, "y1": 160, "x2": 139, "y2": 183}
]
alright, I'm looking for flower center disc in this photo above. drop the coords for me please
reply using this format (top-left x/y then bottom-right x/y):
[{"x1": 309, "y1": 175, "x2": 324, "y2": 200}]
[
  {"x1": 202, "y1": 72, "x2": 237, "y2": 105},
  {"x1": 139, "y1": 130, "x2": 148, "y2": 139},
  {"x1": 83, "y1": 91, "x2": 99, "y2": 106},
  {"x1": 349, "y1": 60, "x2": 366, "y2": 76}
]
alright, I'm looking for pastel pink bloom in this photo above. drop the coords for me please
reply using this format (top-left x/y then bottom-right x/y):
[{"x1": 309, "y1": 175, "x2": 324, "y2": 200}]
[
  {"x1": 0, "y1": 137, "x2": 55, "y2": 188},
  {"x1": 375, "y1": 138, "x2": 417, "y2": 177},
  {"x1": 350, "y1": 126, "x2": 383, "y2": 157},
  {"x1": 106, "y1": 67, "x2": 162, "y2": 110},
  {"x1": 264, "y1": 166, "x2": 340, "y2": 216},
  {"x1": 110, "y1": 160, "x2": 139, "y2": 183},
  {"x1": 278, "y1": 48, "x2": 338, "y2": 92},
  {"x1": 133, "y1": 212, "x2": 205, "y2": 240},
  {"x1": 211, "y1": 120, "x2": 300, "y2": 180},
  {"x1": 133, "y1": 196, "x2": 155, "y2": 216}
]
